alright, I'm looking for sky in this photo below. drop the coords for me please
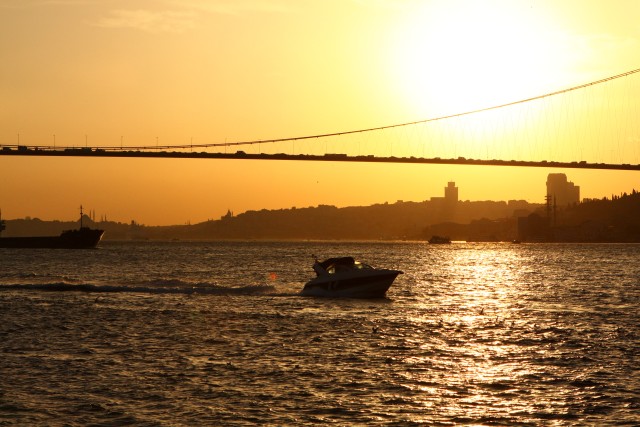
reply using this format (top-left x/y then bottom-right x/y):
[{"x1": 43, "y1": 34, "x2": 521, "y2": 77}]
[{"x1": 1, "y1": 0, "x2": 640, "y2": 225}]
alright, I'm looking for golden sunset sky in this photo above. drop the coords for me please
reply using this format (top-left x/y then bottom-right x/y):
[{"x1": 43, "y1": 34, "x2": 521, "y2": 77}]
[{"x1": 1, "y1": 0, "x2": 640, "y2": 225}]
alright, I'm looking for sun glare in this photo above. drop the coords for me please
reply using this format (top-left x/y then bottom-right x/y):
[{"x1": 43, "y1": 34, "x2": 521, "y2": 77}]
[{"x1": 389, "y1": 1, "x2": 560, "y2": 116}]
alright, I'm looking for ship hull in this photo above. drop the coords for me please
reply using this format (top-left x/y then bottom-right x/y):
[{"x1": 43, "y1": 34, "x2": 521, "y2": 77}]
[{"x1": 0, "y1": 228, "x2": 104, "y2": 249}]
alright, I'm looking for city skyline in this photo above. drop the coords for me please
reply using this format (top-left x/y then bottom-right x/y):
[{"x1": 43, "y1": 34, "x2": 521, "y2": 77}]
[
  {"x1": 2, "y1": 0, "x2": 640, "y2": 225},
  {"x1": 0, "y1": 171, "x2": 623, "y2": 226}
]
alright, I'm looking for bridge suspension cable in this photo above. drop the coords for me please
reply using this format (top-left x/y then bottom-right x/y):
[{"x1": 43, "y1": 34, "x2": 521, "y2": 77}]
[{"x1": 93, "y1": 67, "x2": 640, "y2": 152}]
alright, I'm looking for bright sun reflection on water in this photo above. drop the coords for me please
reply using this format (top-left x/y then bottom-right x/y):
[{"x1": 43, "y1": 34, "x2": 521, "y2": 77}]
[{"x1": 401, "y1": 245, "x2": 563, "y2": 422}]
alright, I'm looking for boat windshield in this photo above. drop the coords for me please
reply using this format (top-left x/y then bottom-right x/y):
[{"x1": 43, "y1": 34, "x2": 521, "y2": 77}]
[
  {"x1": 357, "y1": 262, "x2": 374, "y2": 270},
  {"x1": 326, "y1": 261, "x2": 373, "y2": 274}
]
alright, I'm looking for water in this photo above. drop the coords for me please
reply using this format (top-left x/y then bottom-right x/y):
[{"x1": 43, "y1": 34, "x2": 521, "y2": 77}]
[{"x1": 1, "y1": 241, "x2": 639, "y2": 426}]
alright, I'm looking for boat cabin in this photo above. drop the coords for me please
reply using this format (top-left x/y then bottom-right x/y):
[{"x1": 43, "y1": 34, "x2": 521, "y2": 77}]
[{"x1": 313, "y1": 257, "x2": 374, "y2": 276}]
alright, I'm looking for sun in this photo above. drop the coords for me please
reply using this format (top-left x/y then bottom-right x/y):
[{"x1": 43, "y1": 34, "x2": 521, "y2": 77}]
[{"x1": 388, "y1": 1, "x2": 562, "y2": 116}]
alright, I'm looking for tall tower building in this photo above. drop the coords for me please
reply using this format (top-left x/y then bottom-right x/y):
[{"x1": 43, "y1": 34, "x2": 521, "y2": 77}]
[
  {"x1": 546, "y1": 173, "x2": 580, "y2": 207},
  {"x1": 445, "y1": 182, "x2": 458, "y2": 204},
  {"x1": 444, "y1": 181, "x2": 458, "y2": 215}
]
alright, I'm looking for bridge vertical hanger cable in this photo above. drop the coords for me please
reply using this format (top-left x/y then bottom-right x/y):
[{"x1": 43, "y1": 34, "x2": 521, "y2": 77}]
[
  {"x1": 184, "y1": 67, "x2": 640, "y2": 150},
  {"x1": 4, "y1": 67, "x2": 640, "y2": 160},
  {"x1": 25, "y1": 66, "x2": 627, "y2": 153},
  {"x1": 632, "y1": 77, "x2": 640, "y2": 162}
]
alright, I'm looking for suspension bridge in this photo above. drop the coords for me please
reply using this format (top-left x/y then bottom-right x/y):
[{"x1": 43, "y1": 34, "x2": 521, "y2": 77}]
[{"x1": 3, "y1": 68, "x2": 640, "y2": 171}]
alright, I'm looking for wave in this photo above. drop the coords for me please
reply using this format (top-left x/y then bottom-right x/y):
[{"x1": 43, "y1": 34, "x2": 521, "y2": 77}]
[
  {"x1": 0, "y1": 281, "x2": 280, "y2": 296},
  {"x1": 0, "y1": 271, "x2": 82, "y2": 283}
]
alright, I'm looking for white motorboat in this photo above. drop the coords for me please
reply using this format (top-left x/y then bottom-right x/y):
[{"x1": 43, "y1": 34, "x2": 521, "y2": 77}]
[{"x1": 301, "y1": 256, "x2": 402, "y2": 298}]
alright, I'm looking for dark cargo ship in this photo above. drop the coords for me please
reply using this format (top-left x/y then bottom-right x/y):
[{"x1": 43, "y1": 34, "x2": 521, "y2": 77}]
[{"x1": 0, "y1": 207, "x2": 104, "y2": 249}]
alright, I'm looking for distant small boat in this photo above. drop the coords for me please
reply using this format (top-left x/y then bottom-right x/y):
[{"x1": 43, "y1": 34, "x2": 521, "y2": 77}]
[
  {"x1": 0, "y1": 207, "x2": 104, "y2": 249},
  {"x1": 428, "y1": 235, "x2": 451, "y2": 244},
  {"x1": 301, "y1": 256, "x2": 402, "y2": 298}
]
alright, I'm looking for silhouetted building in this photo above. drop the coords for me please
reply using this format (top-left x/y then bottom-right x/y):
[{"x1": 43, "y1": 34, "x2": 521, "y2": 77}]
[
  {"x1": 547, "y1": 173, "x2": 579, "y2": 207},
  {"x1": 221, "y1": 209, "x2": 234, "y2": 220},
  {"x1": 430, "y1": 181, "x2": 458, "y2": 220},
  {"x1": 444, "y1": 182, "x2": 458, "y2": 206}
]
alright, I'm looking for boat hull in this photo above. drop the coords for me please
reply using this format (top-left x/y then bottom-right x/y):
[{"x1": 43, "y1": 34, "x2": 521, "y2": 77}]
[
  {"x1": 301, "y1": 270, "x2": 401, "y2": 298},
  {"x1": 429, "y1": 235, "x2": 451, "y2": 244},
  {"x1": 0, "y1": 228, "x2": 104, "y2": 249}
]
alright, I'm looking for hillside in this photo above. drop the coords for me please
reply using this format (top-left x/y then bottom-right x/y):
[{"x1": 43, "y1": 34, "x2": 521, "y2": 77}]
[
  {"x1": 1, "y1": 198, "x2": 538, "y2": 241},
  {"x1": 9, "y1": 193, "x2": 639, "y2": 242}
]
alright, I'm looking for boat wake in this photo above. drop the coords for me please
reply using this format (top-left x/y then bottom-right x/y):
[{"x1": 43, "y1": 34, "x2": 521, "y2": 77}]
[{"x1": 0, "y1": 281, "x2": 279, "y2": 296}]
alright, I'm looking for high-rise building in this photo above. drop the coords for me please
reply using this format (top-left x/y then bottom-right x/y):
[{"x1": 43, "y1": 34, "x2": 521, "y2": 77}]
[
  {"x1": 546, "y1": 173, "x2": 579, "y2": 207},
  {"x1": 443, "y1": 181, "x2": 458, "y2": 217},
  {"x1": 429, "y1": 182, "x2": 459, "y2": 220},
  {"x1": 444, "y1": 182, "x2": 458, "y2": 204}
]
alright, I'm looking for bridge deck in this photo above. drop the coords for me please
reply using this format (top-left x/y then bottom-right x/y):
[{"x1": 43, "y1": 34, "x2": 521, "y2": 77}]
[{"x1": 1, "y1": 146, "x2": 639, "y2": 171}]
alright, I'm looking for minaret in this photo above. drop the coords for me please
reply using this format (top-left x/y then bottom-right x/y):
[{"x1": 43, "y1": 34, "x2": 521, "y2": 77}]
[{"x1": 0, "y1": 209, "x2": 5, "y2": 236}]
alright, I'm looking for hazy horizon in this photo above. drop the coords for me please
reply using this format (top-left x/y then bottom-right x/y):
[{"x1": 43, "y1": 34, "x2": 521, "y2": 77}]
[{"x1": 2, "y1": 169, "x2": 637, "y2": 226}]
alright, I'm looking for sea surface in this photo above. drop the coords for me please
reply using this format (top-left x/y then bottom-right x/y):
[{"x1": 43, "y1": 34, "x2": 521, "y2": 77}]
[{"x1": 1, "y1": 241, "x2": 639, "y2": 426}]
